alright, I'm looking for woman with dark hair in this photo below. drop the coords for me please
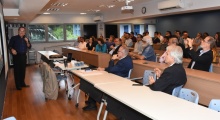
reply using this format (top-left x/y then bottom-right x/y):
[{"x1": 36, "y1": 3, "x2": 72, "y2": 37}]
[
  {"x1": 165, "y1": 31, "x2": 172, "y2": 37},
  {"x1": 215, "y1": 32, "x2": 220, "y2": 47},
  {"x1": 203, "y1": 32, "x2": 209, "y2": 39},
  {"x1": 193, "y1": 32, "x2": 203, "y2": 46},
  {"x1": 86, "y1": 37, "x2": 96, "y2": 51},
  {"x1": 95, "y1": 38, "x2": 107, "y2": 53}
]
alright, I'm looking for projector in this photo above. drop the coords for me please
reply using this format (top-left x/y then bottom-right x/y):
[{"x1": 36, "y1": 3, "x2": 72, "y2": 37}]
[{"x1": 121, "y1": 6, "x2": 133, "y2": 11}]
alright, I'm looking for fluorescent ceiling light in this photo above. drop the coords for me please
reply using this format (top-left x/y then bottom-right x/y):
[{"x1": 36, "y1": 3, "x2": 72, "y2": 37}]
[
  {"x1": 80, "y1": 13, "x2": 87, "y2": 15},
  {"x1": 43, "y1": 12, "x2": 50, "y2": 14}
]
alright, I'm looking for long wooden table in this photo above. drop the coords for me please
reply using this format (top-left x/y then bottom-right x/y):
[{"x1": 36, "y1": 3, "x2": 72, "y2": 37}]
[
  {"x1": 62, "y1": 47, "x2": 111, "y2": 68},
  {"x1": 131, "y1": 60, "x2": 220, "y2": 106}
]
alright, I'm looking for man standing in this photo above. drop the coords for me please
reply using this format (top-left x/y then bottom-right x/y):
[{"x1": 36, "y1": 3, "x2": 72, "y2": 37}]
[
  {"x1": 9, "y1": 27, "x2": 31, "y2": 90},
  {"x1": 83, "y1": 46, "x2": 133, "y2": 110}
]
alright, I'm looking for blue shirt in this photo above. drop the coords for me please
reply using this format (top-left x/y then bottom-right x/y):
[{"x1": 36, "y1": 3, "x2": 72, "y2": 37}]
[
  {"x1": 95, "y1": 44, "x2": 107, "y2": 53},
  {"x1": 142, "y1": 45, "x2": 156, "y2": 62},
  {"x1": 8, "y1": 35, "x2": 31, "y2": 54}
]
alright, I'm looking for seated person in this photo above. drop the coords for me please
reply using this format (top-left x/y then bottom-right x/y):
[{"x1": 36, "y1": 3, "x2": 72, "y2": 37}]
[
  {"x1": 131, "y1": 38, "x2": 156, "y2": 62},
  {"x1": 82, "y1": 46, "x2": 133, "y2": 111},
  {"x1": 78, "y1": 37, "x2": 87, "y2": 50},
  {"x1": 86, "y1": 37, "x2": 96, "y2": 51},
  {"x1": 106, "y1": 35, "x2": 115, "y2": 52},
  {"x1": 109, "y1": 38, "x2": 122, "y2": 56},
  {"x1": 153, "y1": 32, "x2": 161, "y2": 44},
  {"x1": 149, "y1": 45, "x2": 187, "y2": 95},
  {"x1": 124, "y1": 32, "x2": 133, "y2": 47},
  {"x1": 159, "y1": 36, "x2": 169, "y2": 51},
  {"x1": 186, "y1": 36, "x2": 215, "y2": 72},
  {"x1": 129, "y1": 34, "x2": 143, "y2": 56},
  {"x1": 95, "y1": 38, "x2": 107, "y2": 53}
]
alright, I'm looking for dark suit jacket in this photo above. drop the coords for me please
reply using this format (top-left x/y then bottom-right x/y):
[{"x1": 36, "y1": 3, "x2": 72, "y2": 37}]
[
  {"x1": 105, "y1": 55, "x2": 133, "y2": 77},
  {"x1": 187, "y1": 48, "x2": 213, "y2": 72},
  {"x1": 111, "y1": 45, "x2": 122, "y2": 56},
  {"x1": 149, "y1": 64, "x2": 187, "y2": 95}
]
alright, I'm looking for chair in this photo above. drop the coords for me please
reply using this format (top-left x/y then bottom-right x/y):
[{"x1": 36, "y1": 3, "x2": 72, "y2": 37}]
[
  {"x1": 178, "y1": 88, "x2": 199, "y2": 104},
  {"x1": 126, "y1": 69, "x2": 133, "y2": 79},
  {"x1": 172, "y1": 85, "x2": 183, "y2": 97},
  {"x1": 209, "y1": 64, "x2": 213, "y2": 72},
  {"x1": 130, "y1": 70, "x2": 156, "y2": 85},
  {"x1": 3, "y1": 117, "x2": 16, "y2": 120},
  {"x1": 208, "y1": 99, "x2": 220, "y2": 112}
]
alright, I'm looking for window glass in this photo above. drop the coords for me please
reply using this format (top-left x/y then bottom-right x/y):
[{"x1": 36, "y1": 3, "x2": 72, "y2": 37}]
[
  {"x1": 66, "y1": 24, "x2": 81, "y2": 40},
  {"x1": 48, "y1": 25, "x2": 64, "y2": 41},
  {"x1": 28, "y1": 25, "x2": 45, "y2": 41}
]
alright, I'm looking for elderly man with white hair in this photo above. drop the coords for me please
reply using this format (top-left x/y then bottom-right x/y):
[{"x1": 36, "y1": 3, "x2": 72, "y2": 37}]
[{"x1": 148, "y1": 45, "x2": 187, "y2": 95}]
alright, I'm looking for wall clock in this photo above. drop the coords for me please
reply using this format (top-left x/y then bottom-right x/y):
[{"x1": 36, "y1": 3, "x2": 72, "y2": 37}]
[{"x1": 142, "y1": 7, "x2": 146, "y2": 14}]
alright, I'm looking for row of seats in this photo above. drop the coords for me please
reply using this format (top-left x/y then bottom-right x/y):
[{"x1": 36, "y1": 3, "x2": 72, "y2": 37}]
[
  {"x1": 172, "y1": 85, "x2": 220, "y2": 112},
  {"x1": 128, "y1": 69, "x2": 220, "y2": 112}
]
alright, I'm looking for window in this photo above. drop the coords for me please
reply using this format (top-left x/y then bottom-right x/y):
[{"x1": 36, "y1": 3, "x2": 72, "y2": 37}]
[
  {"x1": 48, "y1": 25, "x2": 64, "y2": 41},
  {"x1": 28, "y1": 25, "x2": 45, "y2": 41},
  {"x1": 119, "y1": 24, "x2": 131, "y2": 37},
  {"x1": 134, "y1": 24, "x2": 144, "y2": 35},
  {"x1": 66, "y1": 24, "x2": 81, "y2": 40}
]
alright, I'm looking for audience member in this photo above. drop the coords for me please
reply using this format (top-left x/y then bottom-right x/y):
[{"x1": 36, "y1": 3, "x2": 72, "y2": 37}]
[
  {"x1": 153, "y1": 32, "x2": 160, "y2": 44},
  {"x1": 214, "y1": 32, "x2": 220, "y2": 47},
  {"x1": 73, "y1": 36, "x2": 80, "y2": 47},
  {"x1": 143, "y1": 31, "x2": 153, "y2": 46},
  {"x1": 106, "y1": 35, "x2": 115, "y2": 52},
  {"x1": 95, "y1": 38, "x2": 107, "y2": 53},
  {"x1": 193, "y1": 32, "x2": 203, "y2": 46},
  {"x1": 86, "y1": 37, "x2": 96, "y2": 51},
  {"x1": 186, "y1": 36, "x2": 215, "y2": 72},
  {"x1": 124, "y1": 32, "x2": 133, "y2": 47},
  {"x1": 83, "y1": 46, "x2": 133, "y2": 111},
  {"x1": 158, "y1": 32, "x2": 164, "y2": 43},
  {"x1": 203, "y1": 32, "x2": 209, "y2": 39},
  {"x1": 129, "y1": 34, "x2": 143, "y2": 56},
  {"x1": 78, "y1": 37, "x2": 87, "y2": 50},
  {"x1": 109, "y1": 38, "x2": 122, "y2": 56},
  {"x1": 159, "y1": 36, "x2": 169, "y2": 51},
  {"x1": 165, "y1": 31, "x2": 172, "y2": 37},
  {"x1": 149, "y1": 45, "x2": 187, "y2": 95},
  {"x1": 130, "y1": 31, "x2": 137, "y2": 43},
  {"x1": 131, "y1": 38, "x2": 156, "y2": 61},
  {"x1": 175, "y1": 30, "x2": 183, "y2": 44}
]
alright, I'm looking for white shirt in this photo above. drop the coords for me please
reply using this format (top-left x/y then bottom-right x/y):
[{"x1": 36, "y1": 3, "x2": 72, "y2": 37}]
[
  {"x1": 78, "y1": 42, "x2": 87, "y2": 50},
  {"x1": 133, "y1": 41, "x2": 143, "y2": 54},
  {"x1": 125, "y1": 39, "x2": 133, "y2": 47},
  {"x1": 109, "y1": 45, "x2": 119, "y2": 55},
  {"x1": 143, "y1": 35, "x2": 153, "y2": 45}
]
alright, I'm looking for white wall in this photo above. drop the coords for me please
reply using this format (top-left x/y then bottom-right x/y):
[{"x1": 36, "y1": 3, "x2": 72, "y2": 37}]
[{"x1": 102, "y1": 0, "x2": 220, "y2": 22}]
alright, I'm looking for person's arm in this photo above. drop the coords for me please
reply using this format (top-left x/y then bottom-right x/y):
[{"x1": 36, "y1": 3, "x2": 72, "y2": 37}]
[
  {"x1": 8, "y1": 37, "x2": 17, "y2": 55},
  {"x1": 95, "y1": 44, "x2": 99, "y2": 52},
  {"x1": 24, "y1": 37, "x2": 31, "y2": 49},
  {"x1": 149, "y1": 69, "x2": 172, "y2": 91}
]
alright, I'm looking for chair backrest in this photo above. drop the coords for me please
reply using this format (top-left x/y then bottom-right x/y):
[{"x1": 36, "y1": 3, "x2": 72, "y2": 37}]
[
  {"x1": 172, "y1": 85, "x2": 183, "y2": 97},
  {"x1": 208, "y1": 99, "x2": 220, "y2": 112},
  {"x1": 67, "y1": 53, "x2": 72, "y2": 63},
  {"x1": 209, "y1": 64, "x2": 213, "y2": 72},
  {"x1": 178, "y1": 88, "x2": 199, "y2": 104},
  {"x1": 143, "y1": 70, "x2": 156, "y2": 85},
  {"x1": 127, "y1": 69, "x2": 133, "y2": 79}
]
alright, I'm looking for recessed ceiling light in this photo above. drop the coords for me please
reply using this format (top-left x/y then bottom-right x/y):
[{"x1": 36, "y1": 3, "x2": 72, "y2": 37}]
[
  {"x1": 46, "y1": 8, "x2": 60, "y2": 11},
  {"x1": 43, "y1": 12, "x2": 50, "y2": 14},
  {"x1": 107, "y1": 5, "x2": 115, "y2": 8},
  {"x1": 87, "y1": 9, "x2": 100, "y2": 12},
  {"x1": 98, "y1": 4, "x2": 115, "y2": 8},
  {"x1": 80, "y1": 13, "x2": 87, "y2": 15},
  {"x1": 51, "y1": 3, "x2": 68, "y2": 7}
]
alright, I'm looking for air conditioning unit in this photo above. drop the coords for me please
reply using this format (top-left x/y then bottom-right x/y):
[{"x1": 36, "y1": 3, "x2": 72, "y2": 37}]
[
  {"x1": 158, "y1": 0, "x2": 185, "y2": 10},
  {"x1": 93, "y1": 16, "x2": 103, "y2": 22}
]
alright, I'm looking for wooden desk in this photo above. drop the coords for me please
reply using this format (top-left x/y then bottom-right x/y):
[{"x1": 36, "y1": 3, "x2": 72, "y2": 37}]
[
  {"x1": 131, "y1": 60, "x2": 220, "y2": 106},
  {"x1": 153, "y1": 44, "x2": 161, "y2": 50},
  {"x1": 95, "y1": 80, "x2": 220, "y2": 120},
  {"x1": 62, "y1": 47, "x2": 111, "y2": 68}
]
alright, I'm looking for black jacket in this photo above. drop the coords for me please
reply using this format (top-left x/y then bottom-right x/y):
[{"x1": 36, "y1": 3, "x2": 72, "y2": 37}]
[
  {"x1": 149, "y1": 64, "x2": 187, "y2": 95},
  {"x1": 187, "y1": 48, "x2": 213, "y2": 72}
]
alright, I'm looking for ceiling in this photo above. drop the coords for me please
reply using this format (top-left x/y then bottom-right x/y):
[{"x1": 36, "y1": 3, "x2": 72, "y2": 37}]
[{"x1": 2, "y1": 0, "x2": 148, "y2": 23}]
